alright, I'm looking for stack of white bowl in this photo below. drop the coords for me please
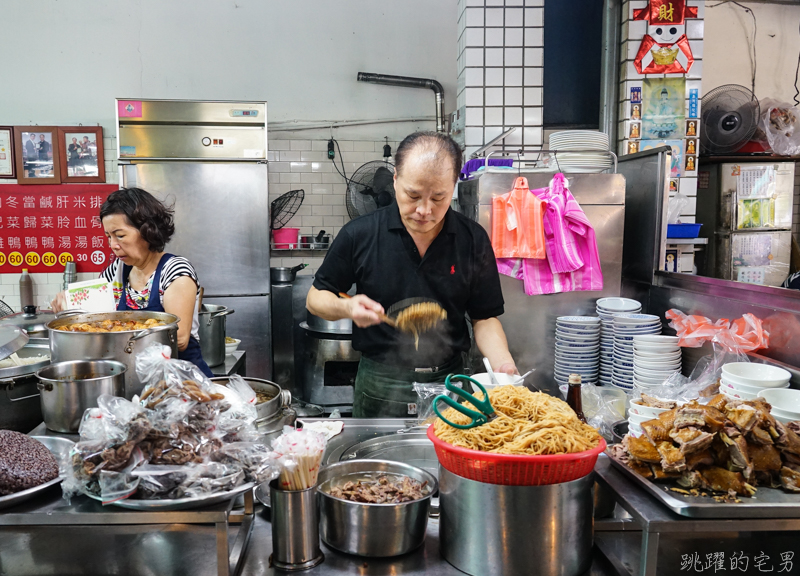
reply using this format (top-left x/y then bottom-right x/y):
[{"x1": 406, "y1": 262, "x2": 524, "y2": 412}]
[
  {"x1": 720, "y1": 362, "x2": 791, "y2": 404},
  {"x1": 632, "y1": 335, "x2": 681, "y2": 390},
  {"x1": 758, "y1": 388, "x2": 800, "y2": 425},
  {"x1": 627, "y1": 397, "x2": 675, "y2": 438},
  {"x1": 554, "y1": 316, "x2": 601, "y2": 387},
  {"x1": 596, "y1": 298, "x2": 642, "y2": 386},
  {"x1": 611, "y1": 314, "x2": 661, "y2": 391}
]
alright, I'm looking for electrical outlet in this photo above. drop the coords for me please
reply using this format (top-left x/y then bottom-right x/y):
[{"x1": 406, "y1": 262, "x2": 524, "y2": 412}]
[{"x1": 327, "y1": 139, "x2": 335, "y2": 160}]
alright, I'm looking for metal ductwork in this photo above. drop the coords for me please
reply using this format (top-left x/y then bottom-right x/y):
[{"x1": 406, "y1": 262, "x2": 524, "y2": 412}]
[{"x1": 357, "y1": 72, "x2": 446, "y2": 133}]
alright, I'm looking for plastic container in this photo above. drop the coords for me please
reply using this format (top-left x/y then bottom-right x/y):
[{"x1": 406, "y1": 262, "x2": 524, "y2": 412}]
[
  {"x1": 19, "y1": 269, "x2": 34, "y2": 310},
  {"x1": 666, "y1": 223, "x2": 702, "y2": 238},
  {"x1": 427, "y1": 425, "x2": 606, "y2": 486},
  {"x1": 272, "y1": 228, "x2": 300, "y2": 249}
]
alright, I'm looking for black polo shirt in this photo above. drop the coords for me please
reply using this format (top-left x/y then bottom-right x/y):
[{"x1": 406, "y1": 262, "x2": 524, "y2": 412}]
[{"x1": 312, "y1": 202, "x2": 504, "y2": 367}]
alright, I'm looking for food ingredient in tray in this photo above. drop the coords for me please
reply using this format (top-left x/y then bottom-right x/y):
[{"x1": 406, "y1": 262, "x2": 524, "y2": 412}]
[{"x1": 0, "y1": 431, "x2": 59, "y2": 495}]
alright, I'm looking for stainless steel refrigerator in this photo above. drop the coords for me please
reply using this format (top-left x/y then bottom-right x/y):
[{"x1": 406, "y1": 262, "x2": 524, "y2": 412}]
[
  {"x1": 116, "y1": 99, "x2": 272, "y2": 378},
  {"x1": 697, "y1": 161, "x2": 795, "y2": 287}
]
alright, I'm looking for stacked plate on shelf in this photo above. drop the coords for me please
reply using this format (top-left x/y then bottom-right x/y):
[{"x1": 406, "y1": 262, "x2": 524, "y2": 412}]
[
  {"x1": 554, "y1": 316, "x2": 601, "y2": 386},
  {"x1": 610, "y1": 314, "x2": 662, "y2": 391},
  {"x1": 596, "y1": 298, "x2": 642, "y2": 386},
  {"x1": 632, "y1": 335, "x2": 682, "y2": 390},
  {"x1": 549, "y1": 131, "x2": 613, "y2": 173}
]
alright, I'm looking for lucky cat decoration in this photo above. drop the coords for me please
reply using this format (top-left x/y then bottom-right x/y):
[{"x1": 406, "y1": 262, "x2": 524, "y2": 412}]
[{"x1": 633, "y1": 0, "x2": 697, "y2": 75}]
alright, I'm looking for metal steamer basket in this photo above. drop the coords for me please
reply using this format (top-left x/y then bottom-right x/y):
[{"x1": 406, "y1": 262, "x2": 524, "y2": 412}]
[
  {"x1": 47, "y1": 310, "x2": 179, "y2": 399},
  {"x1": 210, "y1": 377, "x2": 294, "y2": 441}
]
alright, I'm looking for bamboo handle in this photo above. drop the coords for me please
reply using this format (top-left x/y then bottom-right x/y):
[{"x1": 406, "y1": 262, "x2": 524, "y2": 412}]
[{"x1": 338, "y1": 292, "x2": 396, "y2": 327}]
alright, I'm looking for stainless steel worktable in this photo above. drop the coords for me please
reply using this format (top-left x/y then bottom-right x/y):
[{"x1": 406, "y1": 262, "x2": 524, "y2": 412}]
[{"x1": 2, "y1": 420, "x2": 622, "y2": 576}]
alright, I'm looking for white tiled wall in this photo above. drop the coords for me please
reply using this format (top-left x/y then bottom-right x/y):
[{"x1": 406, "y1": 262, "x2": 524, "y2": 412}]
[
  {"x1": 0, "y1": 272, "x2": 95, "y2": 312},
  {"x1": 268, "y1": 138, "x2": 396, "y2": 276},
  {"x1": 456, "y1": 0, "x2": 545, "y2": 157}
]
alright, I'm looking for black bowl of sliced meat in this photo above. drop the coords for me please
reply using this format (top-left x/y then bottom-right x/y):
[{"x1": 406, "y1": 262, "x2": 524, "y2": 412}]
[{"x1": 316, "y1": 459, "x2": 436, "y2": 557}]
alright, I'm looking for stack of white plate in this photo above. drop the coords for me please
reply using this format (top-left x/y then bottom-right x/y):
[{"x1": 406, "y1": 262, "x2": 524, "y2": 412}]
[
  {"x1": 596, "y1": 298, "x2": 642, "y2": 386},
  {"x1": 720, "y1": 362, "x2": 791, "y2": 405},
  {"x1": 554, "y1": 316, "x2": 601, "y2": 386},
  {"x1": 549, "y1": 131, "x2": 612, "y2": 173},
  {"x1": 632, "y1": 335, "x2": 681, "y2": 389},
  {"x1": 611, "y1": 314, "x2": 662, "y2": 391}
]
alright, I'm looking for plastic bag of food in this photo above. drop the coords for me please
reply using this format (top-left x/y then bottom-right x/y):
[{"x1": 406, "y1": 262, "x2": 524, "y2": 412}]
[
  {"x1": 179, "y1": 462, "x2": 246, "y2": 498},
  {"x1": 558, "y1": 382, "x2": 624, "y2": 441},
  {"x1": 215, "y1": 376, "x2": 259, "y2": 443},
  {"x1": 210, "y1": 442, "x2": 280, "y2": 484},
  {"x1": 78, "y1": 394, "x2": 151, "y2": 445},
  {"x1": 667, "y1": 192, "x2": 690, "y2": 224},
  {"x1": 760, "y1": 98, "x2": 800, "y2": 156},
  {"x1": 132, "y1": 464, "x2": 194, "y2": 499}
]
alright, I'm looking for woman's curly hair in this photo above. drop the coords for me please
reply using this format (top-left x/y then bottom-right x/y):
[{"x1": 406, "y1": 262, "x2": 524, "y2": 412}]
[{"x1": 99, "y1": 188, "x2": 175, "y2": 252}]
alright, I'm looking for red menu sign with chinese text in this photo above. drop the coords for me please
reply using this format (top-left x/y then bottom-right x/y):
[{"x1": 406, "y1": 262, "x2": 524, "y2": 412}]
[{"x1": 0, "y1": 184, "x2": 119, "y2": 274}]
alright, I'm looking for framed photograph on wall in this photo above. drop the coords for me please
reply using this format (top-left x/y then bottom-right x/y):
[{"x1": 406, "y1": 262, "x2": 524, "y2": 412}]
[
  {"x1": 58, "y1": 126, "x2": 105, "y2": 183},
  {"x1": 0, "y1": 127, "x2": 15, "y2": 178},
  {"x1": 13, "y1": 126, "x2": 61, "y2": 184}
]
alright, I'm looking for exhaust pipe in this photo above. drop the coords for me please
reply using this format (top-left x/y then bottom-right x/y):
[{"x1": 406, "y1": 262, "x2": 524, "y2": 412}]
[{"x1": 357, "y1": 72, "x2": 446, "y2": 133}]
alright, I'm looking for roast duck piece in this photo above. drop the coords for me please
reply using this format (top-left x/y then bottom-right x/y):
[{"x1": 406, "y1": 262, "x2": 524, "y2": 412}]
[{"x1": 610, "y1": 393, "x2": 800, "y2": 499}]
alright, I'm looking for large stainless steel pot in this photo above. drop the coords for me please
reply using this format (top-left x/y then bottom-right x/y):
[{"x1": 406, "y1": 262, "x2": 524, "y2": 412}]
[
  {"x1": 317, "y1": 459, "x2": 437, "y2": 557},
  {"x1": 198, "y1": 304, "x2": 234, "y2": 367},
  {"x1": 47, "y1": 310, "x2": 178, "y2": 399},
  {"x1": 439, "y1": 466, "x2": 594, "y2": 576},
  {"x1": 35, "y1": 359, "x2": 127, "y2": 433},
  {"x1": 270, "y1": 263, "x2": 307, "y2": 284}
]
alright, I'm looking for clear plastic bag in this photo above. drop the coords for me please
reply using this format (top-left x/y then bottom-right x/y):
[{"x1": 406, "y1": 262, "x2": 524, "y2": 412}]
[
  {"x1": 760, "y1": 98, "x2": 800, "y2": 156},
  {"x1": 210, "y1": 442, "x2": 280, "y2": 484},
  {"x1": 667, "y1": 192, "x2": 690, "y2": 224},
  {"x1": 413, "y1": 380, "x2": 466, "y2": 425},
  {"x1": 215, "y1": 376, "x2": 259, "y2": 443},
  {"x1": 558, "y1": 382, "x2": 625, "y2": 441}
]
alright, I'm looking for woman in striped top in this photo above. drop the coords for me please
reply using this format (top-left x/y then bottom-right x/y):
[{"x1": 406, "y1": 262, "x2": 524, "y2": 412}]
[{"x1": 52, "y1": 188, "x2": 213, "y2": 377}]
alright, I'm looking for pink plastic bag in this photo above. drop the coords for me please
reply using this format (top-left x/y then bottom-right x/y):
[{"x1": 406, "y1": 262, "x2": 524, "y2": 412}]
[{"x1": 665, "y1": 309, "x2": 769, "y2": 352}]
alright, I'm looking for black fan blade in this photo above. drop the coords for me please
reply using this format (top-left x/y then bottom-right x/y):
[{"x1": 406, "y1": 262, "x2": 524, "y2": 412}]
[{"x1": 372, "y1": 166, "x2": 395, "y2": 208}]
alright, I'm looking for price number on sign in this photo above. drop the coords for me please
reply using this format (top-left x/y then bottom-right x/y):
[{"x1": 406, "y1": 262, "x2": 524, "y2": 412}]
[
  {"x1": 8, "y1": 252, "x2": 23, "y2": 267},
  {"x1": 58, "y1": 252, "x2": 74, "y2": 267},
  {"x1": 0, "y1": 253, "x2": 5, "y2": 267},
  {"x1": 91, "y1": 251, "x2": 106, "y2": 266},
  {"x1": 42, "y1": 252, "x2": 57, "y2": 267},
  {"x1": 25, "y1": 252, "x2": 40, "y2": 267}
]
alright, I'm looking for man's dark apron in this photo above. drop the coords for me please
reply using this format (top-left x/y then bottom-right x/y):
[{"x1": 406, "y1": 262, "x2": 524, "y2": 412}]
[
  {"x1": 117, "y1": 253, "x2": 213, "y2": 378},
  {"x1": 353, "y1": 355, "x2": 463, "y2": 418}
]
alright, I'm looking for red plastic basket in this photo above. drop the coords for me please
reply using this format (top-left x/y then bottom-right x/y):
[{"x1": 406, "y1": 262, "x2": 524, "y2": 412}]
[{"x1": 427, "y1": 425, "x2": 606, "y2": 486}]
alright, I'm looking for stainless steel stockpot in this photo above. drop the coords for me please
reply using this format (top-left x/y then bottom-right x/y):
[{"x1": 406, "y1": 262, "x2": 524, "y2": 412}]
[
  {"x1": 46, "y1": 310, "x2": 179, "y2": 399},
  {"x1": 316, "y1": 459, "x2": 437, "y2": 557},
  {"x1": 198, "y1": 304, "x2": 234, "y2": 367},
  {"x1": 35, "y1": 359, "x2": 127, "y2": 433}
]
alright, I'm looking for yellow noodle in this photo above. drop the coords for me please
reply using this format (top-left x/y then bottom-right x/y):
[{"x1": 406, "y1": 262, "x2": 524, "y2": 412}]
[{"x1": 433, "y1": 385, "x2": 601, "y2": 455}]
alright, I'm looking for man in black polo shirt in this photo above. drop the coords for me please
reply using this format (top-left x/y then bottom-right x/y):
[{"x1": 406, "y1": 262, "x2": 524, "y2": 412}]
[{"x1": 307, "y1": 132, "x2": 517, "y2": 418}]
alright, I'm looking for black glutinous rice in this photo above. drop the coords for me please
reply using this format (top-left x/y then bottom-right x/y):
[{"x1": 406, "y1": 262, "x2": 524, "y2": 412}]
[{"x1": 0, "y1": 430, "x2": 59, "y2": 496}]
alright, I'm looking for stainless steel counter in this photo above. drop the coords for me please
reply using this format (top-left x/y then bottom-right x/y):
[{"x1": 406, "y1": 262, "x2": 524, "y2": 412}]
[{"x1": 4, "y1": 419, "x2": 622, "y2": 576}]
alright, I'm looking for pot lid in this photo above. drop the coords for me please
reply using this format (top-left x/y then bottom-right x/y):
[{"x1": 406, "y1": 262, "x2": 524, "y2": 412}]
[
  {"x1": 0, "y1": 308, "x2": 56, "y2": 335},
  {"x1": 0, "y1": 326, "x2": 30, "y2": 362}
]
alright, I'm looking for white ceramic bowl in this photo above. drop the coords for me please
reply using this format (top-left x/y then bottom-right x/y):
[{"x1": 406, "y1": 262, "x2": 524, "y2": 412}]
[
  {"x1": 634, "y1": 365, "x2": 678, "y2": 378},
  {"x1": 627, "y1": 412, "x2": 654, "y2": 426},
  {"x1": 596, "y1": 297, "x2": 641, "y2": 312},
  {"x1": 634, "y1": 358, "x2": 682, "y2": 370},
  {"x1": 757, "y1": 388, "x2": 800, "y2": 415},
  {"x1": 634, "y1": 352, "x2": 682, "y2": 363},
  {"x1": 721, "y1": 376, "x2": 788, "y2": 394},
  {"x1": 633, "y1": 343, "x2": 679, "y2": 354},
  {"x1": 719, "y1": 382, "x2": 757, "y2": 401},
  {"x1": 721, "y1": 363, "x2": 791, "y2": 388},
  {"x1": 629, "y1": 399, "x2": 675, "y2": 418},
  {"x1": 225, "y1": 338, "x2": 241, "y2": 355},
  {"x1": 628, "y1": 422, "x2": 644, "y2": 437},
  {"x1": 468, "y1": 372, "x2": 524, "y2": 388},
  {"x1": 632, "y1": 335, "x2": 679, "y2": 345}
]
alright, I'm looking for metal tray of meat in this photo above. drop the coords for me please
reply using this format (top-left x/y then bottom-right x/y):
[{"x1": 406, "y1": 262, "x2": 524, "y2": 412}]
[
  {"x1": 0, "y1": 436, "x2": 74, "y2": 510},
  {"x1": 607, "y1": 452, "x2": 800, "y2": 518},
  {"x1": 83, "y1": 481, "x2": 255, "y2": 511}
]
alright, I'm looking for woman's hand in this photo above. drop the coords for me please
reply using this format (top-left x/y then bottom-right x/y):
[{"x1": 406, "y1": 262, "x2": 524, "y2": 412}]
[
  {"x1": 50, "y1": 291, "x2": 67, "y2": 313},
  {"x1": 346, "y1": 294, "x2": 385, "y2": 328}
]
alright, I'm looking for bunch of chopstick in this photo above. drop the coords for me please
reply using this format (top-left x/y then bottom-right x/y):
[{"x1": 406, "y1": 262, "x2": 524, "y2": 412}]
[{"x1": 272, "y1": 428, "x2": 327, "y2": 491}]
